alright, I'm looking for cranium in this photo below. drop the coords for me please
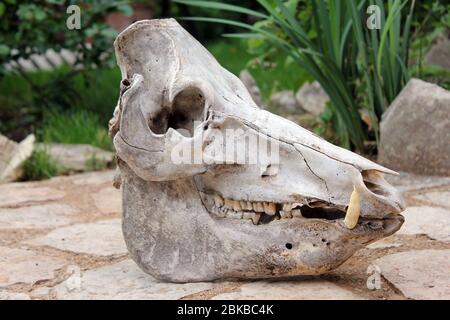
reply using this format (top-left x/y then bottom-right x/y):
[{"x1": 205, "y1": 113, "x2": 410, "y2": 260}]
[{"x1": 109, "y1": 19, "x2": 405, "y2": 282}]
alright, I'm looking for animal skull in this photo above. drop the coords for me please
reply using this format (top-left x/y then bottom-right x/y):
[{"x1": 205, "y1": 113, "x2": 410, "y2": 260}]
[{"x1": 109, "y1": 19, "x2": 405, "y2": 282}]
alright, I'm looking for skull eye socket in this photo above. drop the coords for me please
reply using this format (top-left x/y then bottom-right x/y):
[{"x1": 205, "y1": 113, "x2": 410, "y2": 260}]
[{"x1": 149, "y1": 87, "x2": 206, "y2": 137}]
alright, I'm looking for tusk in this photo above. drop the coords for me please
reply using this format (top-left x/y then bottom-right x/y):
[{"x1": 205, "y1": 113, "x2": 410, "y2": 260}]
[{"x1": 344, "y1": 186, "x2": 360, "y2": 229}]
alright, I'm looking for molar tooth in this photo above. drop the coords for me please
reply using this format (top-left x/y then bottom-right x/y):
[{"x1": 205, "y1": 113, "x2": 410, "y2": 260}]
[
  {"x1": 240, "y1": 201, "x2": 249, "y2": 210},
  {"x1": 214, "y1": 195, "x2": 224, "y2": 206},
  {"x1": 344, "y1": 187, "x2": 360, "y2": 229},
  {"x1": 233, "y1": 201, "x2": 242, "y2": 212},
  {"x1": 263, "y1": 202, "x2": 276, "y2": 215},
  {"x1": 245, "y1": 201, "x2": 253, "y2": 211},
  {"x1": 292, "y1": 209, "x2": 303, "y2": 218},
  {"x1": 224, "y1": 198, "x2": 234, "y2": 209},
  {"x1": 280, "y1": 210, "x2": 293, "y2": 219},
  {"x1": 253, "y1": 202, "x2": 264, "y2": 212}
]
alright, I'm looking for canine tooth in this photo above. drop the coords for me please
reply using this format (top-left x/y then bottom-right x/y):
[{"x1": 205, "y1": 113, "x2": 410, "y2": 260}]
[
  {"x1": 251, "y1": 213, "x2": 262, "y2": 225},
  {"x1": 253, "y1": 202, "x2": 264, "y2": 212},
  {"x1": 283, "y1": 203, "x2": 293, "y2": 212},
  {"x1": 214, "y1": 195, "x2": 224, "y2": 206},
  {"x1": 263, "y1": 202, "x2": 276, "y2": 215},
  {"x1": 224, "y1": 198, "x2": 234, "y2": 209},
  {"x1": 233, "y1": 201, "x2": 242, "y2": 211},
  {"x1": 344, "y1": 187, "x2": 360, "y2": 229},
  {"x1": 280, "y1": 210, "x2": 293, "y2": 219},
  {"x1": 292, "y1": 209, "x2": 302, "y2": 218}
]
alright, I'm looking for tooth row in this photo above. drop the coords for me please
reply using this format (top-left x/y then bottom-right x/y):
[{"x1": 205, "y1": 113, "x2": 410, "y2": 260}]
[{"x1": 210, "y1": 195, "x2": 304, "y2": 223}]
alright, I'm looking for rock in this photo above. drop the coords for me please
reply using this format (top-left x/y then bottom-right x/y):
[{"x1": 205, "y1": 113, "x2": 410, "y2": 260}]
[
  {"x1": 379, "y1": 79, "x2": 450, "y2": 176},
  {"x1": 24, "y1": 219, "x2": 127, "y2": 256},
  {"x1": 36, "y1": 143, "x2": 114, "y2": 172},
  {"x1": 398, "y1": 206, "x2": 450, "y2": 242},
  {"x1": 0, "y1": 246, "x2": 66, "y2": 287},
  {"x1": 71, "y1": 170, "x2": 115, "y2": 186},
  {"x1": 91, "y1": 187, "x2": 122, "y2": 214},
  {"x1": 0, "y1": 204, "x2": 76, "y2": 229},
  {"x1": 0, "y1": 134, "x2": 35, "y2": 182},
  {"x1": 239, "y1": 70, "x2": 263, "y2": 107},
  {"x1": 0, "y1": 184, "x2": 65, "y2": 208},
  {"x1": 374, "y1": 250, "x2": 450, "y2": 300},
  {"x1": 212, "y1": 280, "x2": 364, "y2": 300},
  {"x1": 295, "y1": 81, "x2": 329, "y2": 116},
  {"x1": 412, "y1": 190, "x2": 450, "y2": 209},
  {"x1": 425, "y1": 37, "x2": 450, "y2": 70},
  {"x1": 0, "y1": 291, "x2": 31, "y2": 300},
  {"x1": 386, "y1": 172, "x2": 450, "y2": 193},
  {"x1": 52, "y1": 260, "x2": 214, "y2": 300},
  {"x1": 270, "y1": 90, "x2": 301, "y2": 114}
]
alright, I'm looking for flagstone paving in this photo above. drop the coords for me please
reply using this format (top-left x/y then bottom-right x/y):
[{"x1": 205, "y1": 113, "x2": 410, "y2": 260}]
[{"x1": 0, "y1": 170, "x2": 449, "y2": 300}]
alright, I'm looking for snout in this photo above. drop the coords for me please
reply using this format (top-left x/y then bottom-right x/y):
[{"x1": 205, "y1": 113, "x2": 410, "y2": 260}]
[{"x1": 355, "y1": 169, "x2": 406, "y2": 219}]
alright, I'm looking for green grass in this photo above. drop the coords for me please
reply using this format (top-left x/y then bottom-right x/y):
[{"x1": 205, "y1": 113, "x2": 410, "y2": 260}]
[
  {"x1": 41, "y1": 109, "x2": 113, "y2": 151},
  {"x1": 208, "y1": 40, "x2": 312, "y2": 101},
  {"x1": 21, "y1": 148, "x2": 61, "y2": 181}
]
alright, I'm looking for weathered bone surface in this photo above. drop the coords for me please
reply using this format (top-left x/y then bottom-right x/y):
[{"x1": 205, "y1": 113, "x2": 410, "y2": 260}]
[{"x1": 109, "y1": 19, "x2": 406, "y2": 282}]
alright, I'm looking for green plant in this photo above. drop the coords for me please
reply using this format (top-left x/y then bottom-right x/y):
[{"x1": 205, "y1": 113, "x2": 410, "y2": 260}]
[
  {"x1": 41, "y1": 109, "x2": 113, "y2": 151},
  {"x1": 177, "y1": 0, "x2": 416, "y2": 151},
  {"x1": 0, "y1": 0, "x2": 132, "y2": 129},
  {"x1": 22, "y1": 148, "x2": 60, "y2": 181},
  {"x1": 208, "y1": 40, "x2": 312, "y2": 101}
]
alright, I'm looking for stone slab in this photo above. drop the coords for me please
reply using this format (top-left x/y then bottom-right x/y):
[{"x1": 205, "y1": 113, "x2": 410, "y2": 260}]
[
  {"x1": 0, "y1": 204, "x2": 75, "y2": 229},
  {"x1": 24, "y1": 219, "x2": 127, "y2": 256},
  {"x1": 375, "y1": 250, "x2": 450, "y2": 300},
  {"x1": 52, "y1": 260, "x2": 215, "y2": 300},
  {"x1": 212, "y1": 280, "x2": 364, "y2": 300},
  {"x1": 0, "y1": 185, "x2": 65, "y2": 208},
  {"x1": 0, "y1": 246, "x2": 66, "y2": 287},
  {"x1": 398, "y1": 206, "x2": 450, "y2": 242}
]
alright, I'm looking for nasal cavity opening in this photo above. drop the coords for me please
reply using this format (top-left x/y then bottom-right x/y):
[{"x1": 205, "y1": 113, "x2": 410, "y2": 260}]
[
  {"x1": 148, "y1": 87, "x2": 206, "y2": 136},
  {"x1": 362, "y1": 170, "x2": 390, "y2": 197}
]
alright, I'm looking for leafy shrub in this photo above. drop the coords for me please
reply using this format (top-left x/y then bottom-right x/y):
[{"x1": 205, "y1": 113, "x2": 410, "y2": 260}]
[
  {"x1": 22, "y1": 148, "x2": 60, "y2": 181},
  {"x1": 41, "y1": 109, "x2": 112, "y2": 151},
  {"x1": 178, "y1": 0, "x2": 416, "y2": 151}
]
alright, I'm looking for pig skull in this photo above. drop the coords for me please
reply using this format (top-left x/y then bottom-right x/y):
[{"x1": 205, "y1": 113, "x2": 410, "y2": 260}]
[{"x1": 109, "y1": 19, "x2": 405, "y2": 282}]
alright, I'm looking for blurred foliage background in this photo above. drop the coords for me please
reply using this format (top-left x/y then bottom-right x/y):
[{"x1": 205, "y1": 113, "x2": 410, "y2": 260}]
[{"x1": 0, "y1": 0, "x2": 449, "y2": 178}]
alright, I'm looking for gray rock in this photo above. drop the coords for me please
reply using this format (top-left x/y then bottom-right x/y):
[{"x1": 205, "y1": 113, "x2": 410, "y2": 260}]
[
  {"x1": 375, "y1": 250, "x2": 450, "y2": 300},
  {"x1": 295, "y1": 81, "x2": 329, "y2": 116},
  {"x1": 0, "y1": 134, "x2": 34, "y2": 183},
  {"x1": 386, "y1": 172, "x2": 450, "y2": 192},
  {"x1": 24, "y1": 219, "x2": 127, "y2": 256},
  {"x1": 36, "y1": 143, "x2": 114, "y2": 172},
  {"x1": 211, "y1": 280, "x2": 364, "y2": 300},
  {"x1": 0, "y1": 291, "x2": 31, "y2": 300},
  {"x1": 379, "y1": 79, "x2": 450, "y2": 176},
  {"x1": 425, "y1": 37, "x2": 450, "y2": 70},
  {"x1": 270, "y1": 90, "x2": 301, "y2": 114},
  {"x1": 52, "y1": 260, "x2": 214, "y2": 300},
  {"x1": 239, "y1": 70, "x2": 263, "y2": 107},
  {"x1": 412, "y1": 190, "x2": 450, "y2": 209},
  {"x1": 0, "y1": 246, "x2": 66, "y2": 287},
  {"x1": 398, "y1": 206, "x2": 450, "y2": 242}
]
